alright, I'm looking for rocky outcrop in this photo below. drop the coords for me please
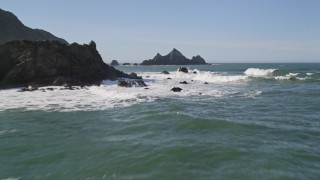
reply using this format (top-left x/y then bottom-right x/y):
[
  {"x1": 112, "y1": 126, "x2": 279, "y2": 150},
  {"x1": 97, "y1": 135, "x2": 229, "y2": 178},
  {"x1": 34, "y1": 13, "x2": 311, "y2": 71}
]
[
  {"x1": 190, "y1": 55, "x2": 206, "y2": 64},
  {"x1": 118, "y1": 79, "x2": 147, "y2": 87},
  {"x1": 0, "y1": 40, "x2": 131, "y2": 88},
  {"x1": 110, "y1": 60, "x2": 119, "y2": 66},
  {"x1": 180, "y1": 81, "x2": 188, "y2": 84},
  {"x1": 178, "y1": 67, "x2": 188, "y2": 73},
  {"x1": 171, "y1": 87, "x2": 182, "y2": 92},
  {"x1": 0, "y1": 8, "x2": 68, "y2": 45},
  {"x1": 141, "y1": 48, "x2": 207, "y2": 65},
  {"x1": 123, "y1": 63, "x2": 130, "y2": 66}
]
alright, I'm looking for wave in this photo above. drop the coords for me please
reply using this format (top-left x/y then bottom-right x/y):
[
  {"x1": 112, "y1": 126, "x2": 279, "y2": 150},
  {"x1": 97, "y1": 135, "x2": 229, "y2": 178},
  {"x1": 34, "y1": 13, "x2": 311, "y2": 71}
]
[
  {"x1": 0, "y1": 67, "x2": 316, "y2": 112},
  {"x1": 244, "y1": 68, "x2": 277, "y2": 77}
]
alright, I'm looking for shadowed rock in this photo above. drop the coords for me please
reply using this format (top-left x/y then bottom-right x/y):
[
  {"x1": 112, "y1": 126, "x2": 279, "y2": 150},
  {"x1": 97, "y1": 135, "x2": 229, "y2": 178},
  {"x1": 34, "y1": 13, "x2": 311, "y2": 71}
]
[
  {"x1": 171, "y1": 87, "x2": 182, "y2": 92},
  {"x1": 110, "y1": 60, "x2": 119, "y2": 66},
  {"x1": 161, "y1": 70, "x2": 170, "y2": 74},
  {"x1": 118, "y1": 79, "x2": 147, "y2": 87},
  {"x1": 0, "y1": 40, "x2": 131, "y2": 88},
  {"x1": 178, "y1": 67, "x2": 188, "y2": 73}
]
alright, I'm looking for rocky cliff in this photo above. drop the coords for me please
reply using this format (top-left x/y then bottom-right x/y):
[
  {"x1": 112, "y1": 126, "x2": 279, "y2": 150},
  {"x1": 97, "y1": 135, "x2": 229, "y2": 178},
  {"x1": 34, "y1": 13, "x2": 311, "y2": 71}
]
[
  {"x1": 0, "y1": 40, "x2": 130, "y2": 88},
  {"x1": 141, "y1": 48, "x2": 206, "y2": 65},
  {"x1": 0, "y1": 8, "x2": 68, "y2": 45}
]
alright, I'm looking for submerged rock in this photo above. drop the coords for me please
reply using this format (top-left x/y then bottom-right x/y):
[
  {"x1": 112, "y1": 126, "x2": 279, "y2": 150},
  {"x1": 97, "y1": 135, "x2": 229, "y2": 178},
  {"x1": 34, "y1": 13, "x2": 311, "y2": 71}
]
[
  {"x1": 180, "y1": 81, "x2": 188, "y2": 84},
  {"x1": 171, "y1": 87, "x2": 182, "y2": 92},
  {"x1": 129, "y1": 72, "x2": 142, "y2": 79},
  {"x1": 161, "y1": 70, "x2": 170, "y2": 74},
  {"x1": 178, "y1": 67, "x2": 188, "y2": 73},
  {"x1": 18, "y1": 84, "x2": 38, "y2": 92},
  {"x1": 118, "y1": 79, "x2": 147, "y2": 87}
]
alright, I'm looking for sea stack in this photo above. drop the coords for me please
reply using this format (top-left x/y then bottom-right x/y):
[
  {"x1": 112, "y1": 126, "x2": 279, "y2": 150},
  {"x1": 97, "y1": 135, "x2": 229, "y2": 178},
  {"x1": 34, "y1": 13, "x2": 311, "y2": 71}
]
[
  {"x1": 110, "y1": 60, "x2": 119, "y2": 66},
  {"x1": 141, "y1": 48, "x2": 206, "y2": 65}
]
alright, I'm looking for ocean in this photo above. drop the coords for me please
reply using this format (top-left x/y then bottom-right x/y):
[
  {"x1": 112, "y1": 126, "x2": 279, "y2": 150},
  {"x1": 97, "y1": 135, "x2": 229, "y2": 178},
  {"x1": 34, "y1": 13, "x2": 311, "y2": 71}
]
[{"x1": 0, "y1": 63, "x2": 320, "y2": 179}]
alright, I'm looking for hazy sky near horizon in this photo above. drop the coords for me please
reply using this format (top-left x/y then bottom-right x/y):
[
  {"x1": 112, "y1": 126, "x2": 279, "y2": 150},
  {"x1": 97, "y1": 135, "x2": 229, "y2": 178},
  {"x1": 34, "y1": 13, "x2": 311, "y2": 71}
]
[{"x1": 1, "y1": 0, "x2": 320, "y2": 63}]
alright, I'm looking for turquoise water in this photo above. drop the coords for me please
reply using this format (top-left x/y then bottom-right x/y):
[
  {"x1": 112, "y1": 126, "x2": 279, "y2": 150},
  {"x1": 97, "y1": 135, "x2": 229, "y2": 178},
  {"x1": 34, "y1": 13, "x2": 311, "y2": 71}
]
[{"x1": 1, "y1": 63, "x2": 320, "y2": 179}]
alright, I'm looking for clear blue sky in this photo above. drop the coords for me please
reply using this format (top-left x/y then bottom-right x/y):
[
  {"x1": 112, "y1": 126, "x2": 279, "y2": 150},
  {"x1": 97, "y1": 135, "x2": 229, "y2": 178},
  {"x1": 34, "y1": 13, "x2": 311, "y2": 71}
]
[{"x1": 1, "y1": 0, "x2": 320, "y2": 63}]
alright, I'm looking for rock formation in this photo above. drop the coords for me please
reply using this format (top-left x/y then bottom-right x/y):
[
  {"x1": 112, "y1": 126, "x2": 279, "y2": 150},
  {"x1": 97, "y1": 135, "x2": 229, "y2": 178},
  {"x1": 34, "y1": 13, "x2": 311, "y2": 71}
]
[
  {"x1": 171, "y1": 87, "x2": 182, "y2": 92},
  {"x1": 110, "y1": 60, "x2": 119, "y2": 66},
  {"x1": 0, "y1": 40, "x2": 131, "y2": 88},
  {"x1": 178, "y1": 67, "x2": 188, "y2": 73},
  {"x1": 0, "y1": 8, "x2": 68, "y2": 45},
  {"x1": 118, "y1": 79, "x2": 147, "y2": 87},
  {"x1": 141, "y1": 48, "x2": 206, "y2": 65}
]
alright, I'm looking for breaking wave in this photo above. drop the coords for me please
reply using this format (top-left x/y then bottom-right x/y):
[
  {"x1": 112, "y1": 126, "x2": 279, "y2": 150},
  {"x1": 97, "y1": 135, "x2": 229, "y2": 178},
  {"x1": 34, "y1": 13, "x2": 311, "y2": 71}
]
[
  {"x1": 0, "y1": 67, "x2": 316, "y2": 112},
  {"x1": 244, "y1": 68, "x2": 277, "y2": 77}
]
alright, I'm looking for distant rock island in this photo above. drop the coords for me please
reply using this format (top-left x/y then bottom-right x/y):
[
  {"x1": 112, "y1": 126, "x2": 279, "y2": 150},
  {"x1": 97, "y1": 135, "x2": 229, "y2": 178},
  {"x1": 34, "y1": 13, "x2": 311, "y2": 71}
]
[
  {"x1": 110, "y1": 60, "x2": 119, "y2": 66},
  {"x1": 0, "y1": 8, "x2": 68, "y2": 45},
  {"x1": 0, "y1": 40, "x2": 130, "y2": 88},
  {"x1": 141, "y1": 48, "x2": 206, "y2": 65}
]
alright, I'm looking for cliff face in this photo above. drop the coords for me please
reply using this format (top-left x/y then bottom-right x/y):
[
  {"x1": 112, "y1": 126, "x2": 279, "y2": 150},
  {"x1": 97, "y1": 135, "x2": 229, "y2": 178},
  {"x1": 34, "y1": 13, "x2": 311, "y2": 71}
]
[
  {"x1": 0, "y1": 9, "x2": 68, "y2": 45},
  {"x1": 0, "y1": 40, "x2": 129, "y2": 88},
  {"x1": 141, "y1": 48, "x2": 206, "y2": 65}
]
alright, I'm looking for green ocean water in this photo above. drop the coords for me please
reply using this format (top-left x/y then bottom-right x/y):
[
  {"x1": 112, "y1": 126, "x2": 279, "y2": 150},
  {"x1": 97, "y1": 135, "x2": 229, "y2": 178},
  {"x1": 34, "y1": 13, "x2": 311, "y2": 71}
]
[{"x1": 1, "y1": 63, "x2": 320, "y2": 179}]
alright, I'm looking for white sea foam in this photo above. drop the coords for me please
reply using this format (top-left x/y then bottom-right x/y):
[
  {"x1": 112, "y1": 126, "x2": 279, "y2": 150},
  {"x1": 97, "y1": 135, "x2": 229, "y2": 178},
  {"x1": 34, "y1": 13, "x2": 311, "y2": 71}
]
[
  {"x1": 0, "y1": 129, "x2": 17, "y2": 135},
  {"x1": 244, "y1": 68, "x2": 277, "y2": 76},
  {"x1": 0, "y1": 69, "x2": 249, "y2": 112},
  {"x1": 0, "y1": 67, "x2": 311, "y2": 112},
  {"x1": 274, "y1": 72, "x2": 308, "y2": 80},
  {"x1": 306, "y1": 73, "x2": 314, "y2": 76}
]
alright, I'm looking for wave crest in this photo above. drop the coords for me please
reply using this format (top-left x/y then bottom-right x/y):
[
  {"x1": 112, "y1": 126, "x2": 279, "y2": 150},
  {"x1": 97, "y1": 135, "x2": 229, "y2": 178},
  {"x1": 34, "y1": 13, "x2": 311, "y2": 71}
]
[{"x1": 244, "y1": 68, "x2": 277, "y2": 77}]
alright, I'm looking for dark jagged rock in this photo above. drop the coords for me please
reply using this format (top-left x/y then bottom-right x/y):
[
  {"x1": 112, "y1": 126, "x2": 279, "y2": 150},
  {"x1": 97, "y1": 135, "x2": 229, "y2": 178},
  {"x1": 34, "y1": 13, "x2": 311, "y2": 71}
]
[
  {"x1": 53, "y1": 76, "x2": 66, "y2": 86},
  {"x1": 190, "y1": 55, "x2": 206, "y2": 64},
  {"x1": 118, "y1": 79, "x2": 147, "y2": 87},
  {"x1": 0, "y1": 9, "x2": 68, "y2": 45},
  {"x1": 129, "y1": 72, "x2": 142, "y2": 79},
  {"x1": 204, "y1": 82, "x2": 209, "y2": 84},
  {"x1": 171, "y1": 87, "x2": 182, "y2": 92},
  {"x1": 141, "y1": 48, "x2": 206, "y2": 65},
  {"x1": 110, "y1": 60, "x2": 119, "y2": 66},
  {"x1": 161, "y1": 70, "x2": 170, "y2": 74},
  {"x1": 178, "y1": 67, "x2": 188, "y2": 73},
  {"x1": 180, "y1": 81, "x2": 188, "y2": 84},
  {"x1": 123, "y1": 63, "x2": 130, "y2": 66},
  {"x1": 193, "y1": 71, "x2": 197, "y2": 74},
  {"x1": 167, "y1": 78, "x2": 172, "y2": 80},
  {"x1": 0, "y1": 40, "x2": 131, "y2": 88}
]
